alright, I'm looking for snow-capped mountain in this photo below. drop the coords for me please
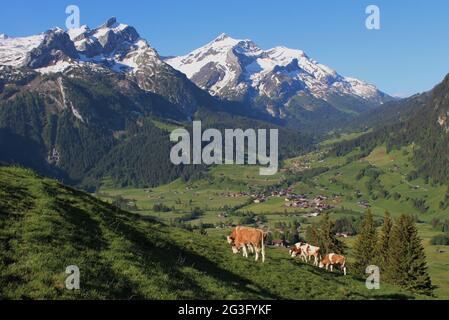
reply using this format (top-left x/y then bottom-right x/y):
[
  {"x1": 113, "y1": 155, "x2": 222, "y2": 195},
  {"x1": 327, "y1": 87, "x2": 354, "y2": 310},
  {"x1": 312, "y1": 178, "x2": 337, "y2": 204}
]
[
  {"x1": 0, "y1": 18, "x2": 391, "y2": 131},
  {"x1": 0, "y1": 17, "x2": 160, "y2": 74},
  {"x1": 0, "y1": 18, "x2": 212, "y2": 115},
  {"x1": 166, "y1": 34, "x2": 392, "y2": 116}
]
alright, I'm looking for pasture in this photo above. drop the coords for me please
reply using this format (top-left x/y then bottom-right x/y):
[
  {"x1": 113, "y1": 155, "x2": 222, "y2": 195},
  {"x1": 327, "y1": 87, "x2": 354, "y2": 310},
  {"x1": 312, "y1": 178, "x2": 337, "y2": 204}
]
[{"x1": 98, "y1": 143, "x2": 449, "y2": 299}]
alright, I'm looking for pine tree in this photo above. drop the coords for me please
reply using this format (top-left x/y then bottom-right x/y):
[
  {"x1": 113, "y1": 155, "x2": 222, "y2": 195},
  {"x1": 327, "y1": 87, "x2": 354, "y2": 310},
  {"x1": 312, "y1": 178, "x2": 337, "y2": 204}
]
[
  {"x1": 376, "y1": 211, "x2": 393, "y2": 276},
  {"x1": 388, "y1": 214, "x2": 433, "y2": 295},
  {"x1": 317, "y1": 213, "x2": 345, "y2": 255},
  {"x1": 353, "y1": 210, "x2": 378, "y2": 276},
  {"x1": 305, "y1": 225, "x2": 320, "y2": 246}
]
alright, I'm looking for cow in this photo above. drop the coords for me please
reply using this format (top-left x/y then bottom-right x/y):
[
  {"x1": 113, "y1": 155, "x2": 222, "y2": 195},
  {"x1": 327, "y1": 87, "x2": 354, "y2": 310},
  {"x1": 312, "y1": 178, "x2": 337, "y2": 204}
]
[
  {"x1": 227, "y1": 227, "x2": 266, "y2": 263},
  {"x1": 227, "y1": 228, "x2": 258, "y2": 260},
  {"x1": 303, "y1": 244, "x2": 321, "y2": 266},
  {"x1": 319, "y1": 253, "x2": 347, "y2": 275},
  {"x1": 289, "y1": 243, "x2": 308, "y2": 262},
  {"x1": 291, "y1": 242, "x2": 321, "y2": 266},
  {"x1": 227, "y1": 227, "x2": 252, "y2": 256}
]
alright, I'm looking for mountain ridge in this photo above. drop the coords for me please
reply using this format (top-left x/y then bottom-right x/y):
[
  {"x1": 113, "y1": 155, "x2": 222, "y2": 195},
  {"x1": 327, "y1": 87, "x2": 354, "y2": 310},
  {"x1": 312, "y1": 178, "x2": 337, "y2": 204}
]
[
  {"x1": 0, "y1": 17, "x2": 219, "y2": 117},
  {"x1": 0, "y1": 18, "x2": 394, "y2": 132},
  {"x1": 166, "y1": 33, "x2": 393, "y2": 121}
]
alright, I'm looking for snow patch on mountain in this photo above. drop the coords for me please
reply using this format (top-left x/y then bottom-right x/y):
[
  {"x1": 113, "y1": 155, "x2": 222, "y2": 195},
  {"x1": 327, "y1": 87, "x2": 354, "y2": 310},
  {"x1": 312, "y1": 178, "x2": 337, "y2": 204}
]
[
  {"x1": 0, "y1": 34, "x2": 45, "y2": 67},
  {"x1": 37, "y1": 60, "x2": 74, "y2": 74},
  {"x1": 57, "y1": 77, "x2": 84, "y2": 123}
]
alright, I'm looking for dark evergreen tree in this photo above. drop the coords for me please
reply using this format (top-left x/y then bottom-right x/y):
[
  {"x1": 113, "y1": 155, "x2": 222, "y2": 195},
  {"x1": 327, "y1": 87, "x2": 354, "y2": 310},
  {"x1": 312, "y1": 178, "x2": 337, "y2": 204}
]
[
  {"x1": 305, "y1": 225, "x2": 320, "y2": 246},
  {"x1": 352, "y1": 210, "x2": 378, "y2": 276},
  {"x1": 387, "y1": 214, "x2": 433, "y2": 295},
  {"x1": 317, "y1": 213, "x2": 345, "y2": 255},
  {"x1": 376, "y1": 211, "x2": 393, "y2": 275}
]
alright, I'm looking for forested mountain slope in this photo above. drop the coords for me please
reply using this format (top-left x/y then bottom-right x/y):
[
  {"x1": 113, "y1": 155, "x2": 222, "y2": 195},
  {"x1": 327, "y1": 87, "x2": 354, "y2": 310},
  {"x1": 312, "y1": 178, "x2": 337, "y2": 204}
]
[{"x1": 333, "y1": 74, "x2": 449, "y2": 184}]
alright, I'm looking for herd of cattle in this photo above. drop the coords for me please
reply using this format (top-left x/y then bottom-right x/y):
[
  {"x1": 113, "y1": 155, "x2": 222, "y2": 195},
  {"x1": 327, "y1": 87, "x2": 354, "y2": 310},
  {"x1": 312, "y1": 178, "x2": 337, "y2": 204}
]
[{"x1": 227, "y1": 226, "x2": 347, "y2": 276}]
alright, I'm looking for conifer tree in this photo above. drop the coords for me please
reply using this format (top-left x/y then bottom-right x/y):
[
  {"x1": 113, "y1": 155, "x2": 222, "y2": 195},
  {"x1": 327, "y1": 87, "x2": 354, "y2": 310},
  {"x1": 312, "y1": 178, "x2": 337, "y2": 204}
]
[
  {"x1": 317, "y1": 213, "x2": 345, "y2": 255},
  {"x1": 388, "y1": 214, "x2": 433, "y2": 295},
  {"x1": 376, "y1": 211, "x2": 393, "y2": 276},
  {"x1": 353, "y1": 210, "x2": 378, "y2": 276},
  {"x1": 305, "y1": 225, "x2": 320, "y2": 246}
]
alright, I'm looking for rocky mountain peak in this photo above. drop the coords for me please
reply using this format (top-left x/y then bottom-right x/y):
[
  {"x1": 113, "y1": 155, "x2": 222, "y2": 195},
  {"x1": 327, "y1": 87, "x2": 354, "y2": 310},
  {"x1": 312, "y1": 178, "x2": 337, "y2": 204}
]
[
  {"x1": 24, "y1": 29, "x2": 79, "y2": 69},
  {"x1": 214, "y1": 33, "x2": 230, "y2": 42},
  {"x1": 101, "y1": 17, "x2": 118, "y2": 29}
]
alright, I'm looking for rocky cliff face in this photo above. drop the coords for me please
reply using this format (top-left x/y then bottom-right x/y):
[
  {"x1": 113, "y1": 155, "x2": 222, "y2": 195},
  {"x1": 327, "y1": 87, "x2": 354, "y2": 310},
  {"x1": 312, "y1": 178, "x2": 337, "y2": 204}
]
[{"x1": 24, "y1": 29, "x2": 79, "y2": 69}]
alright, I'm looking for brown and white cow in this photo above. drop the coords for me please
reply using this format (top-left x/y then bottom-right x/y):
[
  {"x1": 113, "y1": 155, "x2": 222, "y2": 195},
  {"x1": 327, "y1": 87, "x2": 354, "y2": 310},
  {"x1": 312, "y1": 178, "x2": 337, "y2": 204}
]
[
  {"x1": 291, "y1": 242, "x2": 321, "y2": 266},
  {"x1": 289, "y1": 243, "x2": 308, "y2": 262},
  {"x1": 227, "y1": 227, "x2": 266, "y2": 263},
  {"x1": 227, "y1": 229, "x2": 254, "y2": 257},
  {"x1": 304, "y1": 244, "x2": 321, "y2": 266},
  {"x1": 319, "y1": 253, "x2": 347, "y2": 275}
]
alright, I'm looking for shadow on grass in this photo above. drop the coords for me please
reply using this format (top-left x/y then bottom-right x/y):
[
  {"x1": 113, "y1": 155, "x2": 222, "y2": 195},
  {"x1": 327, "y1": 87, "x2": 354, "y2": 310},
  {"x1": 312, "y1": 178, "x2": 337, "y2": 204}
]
[
  {"x1": 101, "y1": 212, "x2": 281, "y2": 299},
  {"x1": 51, "y1": 185, "x2": 280, "y2": 299}
]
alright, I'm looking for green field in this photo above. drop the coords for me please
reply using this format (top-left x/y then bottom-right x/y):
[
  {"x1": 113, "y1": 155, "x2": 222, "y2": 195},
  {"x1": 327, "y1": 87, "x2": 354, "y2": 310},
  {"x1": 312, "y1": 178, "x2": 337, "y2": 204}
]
[
  {"x1": 0, "y1": 166, "x2": 420, "y2": 300},
  {"x1": 3, "y1": 129, "x2": 443, "y2": 300},
  {"x1": 98, "y1": 141, "x2": 449, "y2": 299}
]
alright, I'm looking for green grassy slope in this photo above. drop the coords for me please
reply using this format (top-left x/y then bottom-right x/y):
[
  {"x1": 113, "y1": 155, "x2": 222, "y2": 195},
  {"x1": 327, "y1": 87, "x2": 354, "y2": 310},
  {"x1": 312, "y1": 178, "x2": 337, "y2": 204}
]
[
  {"x1": 98, "y1": 138, "x2": 449, "y2": 299},
  {"x1": 0, "y1": 166, "x2": 417, "y2": 300}
]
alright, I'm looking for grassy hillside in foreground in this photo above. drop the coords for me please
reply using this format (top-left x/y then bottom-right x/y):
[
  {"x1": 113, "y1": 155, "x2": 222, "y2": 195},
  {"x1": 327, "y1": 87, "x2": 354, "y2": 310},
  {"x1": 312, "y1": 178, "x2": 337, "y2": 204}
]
[{"x1": 0, "y1": 166, "x2": 419, "y2": 300}]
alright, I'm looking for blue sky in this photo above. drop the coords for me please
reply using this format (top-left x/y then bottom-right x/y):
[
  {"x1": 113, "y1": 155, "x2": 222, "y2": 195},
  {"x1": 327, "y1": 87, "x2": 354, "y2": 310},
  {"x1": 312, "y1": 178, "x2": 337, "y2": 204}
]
[{"x1": 1, "y1": 0, "x2": 449, "y2": 97}]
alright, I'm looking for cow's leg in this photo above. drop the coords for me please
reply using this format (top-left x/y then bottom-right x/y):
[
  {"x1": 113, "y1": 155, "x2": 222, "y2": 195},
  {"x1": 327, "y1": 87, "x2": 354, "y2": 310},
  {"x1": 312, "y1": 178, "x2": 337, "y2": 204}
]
[
  {"x1": 261, "y1": 243, "x2": 265, "y2": 263},
  {"x1": 343, "y1": 267, "x2": 347, "y2": 276},
  {"x1": 242, "y1": 245, "x2": 248, "y2": 258},
  {"x1": 255, "y1": 247, "x2": 260, "y2": 262},
  {"x1": 301, "y1": 253, "x2": 307, "y2": 262},
  {"x1": 330, "y1": 265, "x2": 333, "y2": 272}
]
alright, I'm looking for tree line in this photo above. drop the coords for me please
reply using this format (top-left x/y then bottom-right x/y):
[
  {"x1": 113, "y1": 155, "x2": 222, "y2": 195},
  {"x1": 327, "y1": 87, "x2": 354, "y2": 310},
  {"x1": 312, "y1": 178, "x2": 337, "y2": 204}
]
[
  {"x1": 305, "y1": 211, "x2": 432, "y2": 295},
  {"x1": 352, "y1": 210, "x2": 433, "y2": 295}
]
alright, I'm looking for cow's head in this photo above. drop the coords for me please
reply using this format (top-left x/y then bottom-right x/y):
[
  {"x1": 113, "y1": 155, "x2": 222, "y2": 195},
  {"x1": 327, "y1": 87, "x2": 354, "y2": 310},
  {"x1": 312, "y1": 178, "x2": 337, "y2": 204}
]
[
  {"x1": 290, "y1": 247, "x2": 300, "y2": 257},
  {"x1": 231, "y1": 246, "x2": 240, "y2": 254},
  {"x1": 319, "y1": 261, "x2": 325, "y2": 268},
  {"x1": 227, "y1": 236, "x2": 234, "y2": 245}
]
